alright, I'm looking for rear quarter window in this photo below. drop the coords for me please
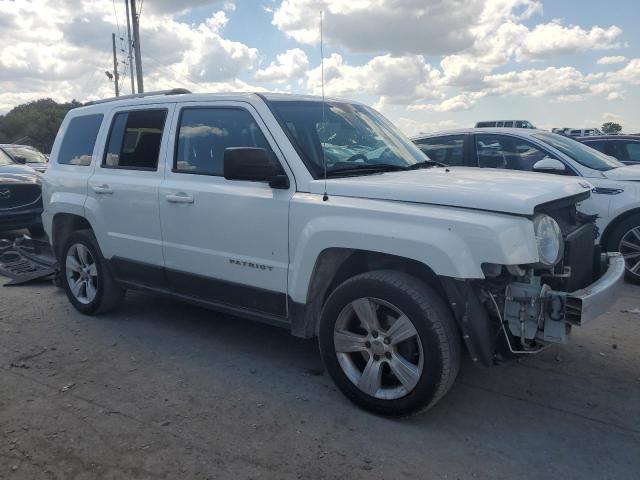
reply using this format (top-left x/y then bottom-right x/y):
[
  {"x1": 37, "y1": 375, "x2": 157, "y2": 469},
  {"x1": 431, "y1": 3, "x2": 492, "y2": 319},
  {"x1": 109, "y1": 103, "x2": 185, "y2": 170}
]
[{"x1": 58, "y1": 114, "x2": 104, "y2": 166}]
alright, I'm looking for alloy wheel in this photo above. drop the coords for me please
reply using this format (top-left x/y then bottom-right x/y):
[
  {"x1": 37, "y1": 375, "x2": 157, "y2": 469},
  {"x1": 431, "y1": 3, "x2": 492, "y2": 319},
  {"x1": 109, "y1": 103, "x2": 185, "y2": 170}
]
[
  {"x1": 333, "y1": 297, "x2": 424, "y2": 400},
  {"x1": 620, "y1": 226, "x2": 640, "y2": 277},
  {"x1": 65, "y1": 243, "x2": 98, "y2": 305}
]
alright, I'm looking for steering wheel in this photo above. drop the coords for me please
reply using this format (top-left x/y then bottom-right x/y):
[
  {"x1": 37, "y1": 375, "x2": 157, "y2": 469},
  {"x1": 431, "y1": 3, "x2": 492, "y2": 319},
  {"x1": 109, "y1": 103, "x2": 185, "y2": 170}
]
[{"x1": 344, "y1": 153, "x2": 368, "y2": 163}]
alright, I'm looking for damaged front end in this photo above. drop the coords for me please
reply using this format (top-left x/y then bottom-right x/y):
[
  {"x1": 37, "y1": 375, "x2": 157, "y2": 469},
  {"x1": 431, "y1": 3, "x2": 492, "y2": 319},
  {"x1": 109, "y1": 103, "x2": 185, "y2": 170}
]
[{"x1": 442, "y1": 197, "x2": 625, "y2": 365}]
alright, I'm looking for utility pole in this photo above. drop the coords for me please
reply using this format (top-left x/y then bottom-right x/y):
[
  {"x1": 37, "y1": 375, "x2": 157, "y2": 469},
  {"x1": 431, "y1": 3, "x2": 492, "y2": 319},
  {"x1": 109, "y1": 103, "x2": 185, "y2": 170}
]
[
  {"x1": 130, "y1": 0, "x2": 144, "y2": 93},
  {"x1": 125, "y1": 0, "x2": 135, "y2": 94},
  {"x1": 111, "y1": 33, "x2": 120, "y2": 97}
]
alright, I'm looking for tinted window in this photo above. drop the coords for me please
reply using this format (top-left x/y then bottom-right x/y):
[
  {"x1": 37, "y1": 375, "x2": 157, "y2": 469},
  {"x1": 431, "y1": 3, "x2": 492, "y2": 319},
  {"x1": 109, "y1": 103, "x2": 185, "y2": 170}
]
[
  {"x1": 58, "y1": 114, "x2": 103, "y2": 166},
  {"x1": 104, "y1": 110, "x2": 166, "y2": 170},
  {"x1": 416, "y1": 135, "x2": 465, "y2": 166},
  {"x1": 583, "y1": 140, "x2": 607, "y2": 154},
  {"x1": 534, "y1": 132, "x2": 623, "y2": 171},
  {"x1": 515, "y1": 121, "x2": 524, "y2": 128},
  {"x1": 175, "y1": 108, "x2": 270, "y2": 175},
  {"x1": 503, "y1": 121, "x2": 514, "y2": 127},
  {"x1": 475, "y1": 134, "x2": 549, "y2": 171},
  {"x1": 621, "y1": 142, "x2": 640, "y2": 162},
  {"x1": 476, "y1": 122, "x2": 495, "y2": 128}
]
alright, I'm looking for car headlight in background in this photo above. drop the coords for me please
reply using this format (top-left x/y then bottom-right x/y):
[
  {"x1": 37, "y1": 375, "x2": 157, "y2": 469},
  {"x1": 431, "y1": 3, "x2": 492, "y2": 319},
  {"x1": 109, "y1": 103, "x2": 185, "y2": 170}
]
[{"x1": 533, "y1": 214, "x2": 564, "y2": 267}]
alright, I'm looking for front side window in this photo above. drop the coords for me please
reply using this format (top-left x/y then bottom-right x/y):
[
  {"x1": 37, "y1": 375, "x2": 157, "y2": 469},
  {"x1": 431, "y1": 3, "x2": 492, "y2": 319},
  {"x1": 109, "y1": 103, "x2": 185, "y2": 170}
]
[
  {"x1": 58, "y1": 114, "x2": 104, "y2": 166},
  {"x1": 475, "y1": 134, "x2": 549, "y2": 171},
  {"x1": 533, "y1": 132, "x2": 623, "y2": 171},
  {"x1": 582, "y1": 140, "x2": 607, "y2": 154},
  {"x1": 270, "y1": 100, "x2": 427, "y2": 177},
  {"x1": 416, "y1": 135, "x2": 465, "y2": 166},
  {"x1": 104, "y1": 109, "x2": 167, "y2": 170},
  {"x1": 175, "y1": 108, "x2": 270, "y2": 176}
]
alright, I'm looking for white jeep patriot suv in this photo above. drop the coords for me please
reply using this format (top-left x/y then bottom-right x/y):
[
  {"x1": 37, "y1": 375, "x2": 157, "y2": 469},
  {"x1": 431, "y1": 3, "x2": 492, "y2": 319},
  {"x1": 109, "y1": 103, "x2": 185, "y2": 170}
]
[{"x1": 42, "y1": 89, "x2": 625, "y2": 416}]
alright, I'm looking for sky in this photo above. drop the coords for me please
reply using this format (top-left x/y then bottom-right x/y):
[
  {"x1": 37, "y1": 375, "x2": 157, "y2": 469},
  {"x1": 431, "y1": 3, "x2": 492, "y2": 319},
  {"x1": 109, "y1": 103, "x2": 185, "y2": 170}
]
[{"x1": 1, "y1": 0, "x2": 639, "y2": 135}]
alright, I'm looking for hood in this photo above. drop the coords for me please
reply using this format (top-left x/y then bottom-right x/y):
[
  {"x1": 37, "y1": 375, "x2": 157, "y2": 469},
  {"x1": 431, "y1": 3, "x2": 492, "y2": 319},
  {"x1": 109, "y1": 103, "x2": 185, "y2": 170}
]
[
  {"x1": 601, "y1": 165, "x2": 640, "y2": 181},
  {"x1": 310, "y1": 167, "x2": 591, "y2": 216},
  {"x1": 0, "y1": 164, "x2": 41, "y2": 184}
]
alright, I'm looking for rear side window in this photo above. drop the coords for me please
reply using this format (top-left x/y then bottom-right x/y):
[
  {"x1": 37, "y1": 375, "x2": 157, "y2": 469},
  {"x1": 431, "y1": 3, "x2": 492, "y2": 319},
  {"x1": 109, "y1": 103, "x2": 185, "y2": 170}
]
[
  {"x1": 583, "y1": 140, "x2": 607, "y2": 154},
  {"x1": 415, "y1": 135, "x2": 465, "y2": 166},
  {"x1": 58, "y1": 114, "x2": 104, "y2": 166},
  {"x1": 104, "y1": 109, "x2": 167, "y2": 170},
  {"x1": 174, "y1": 108, "x2": 270, "y2": 176}
]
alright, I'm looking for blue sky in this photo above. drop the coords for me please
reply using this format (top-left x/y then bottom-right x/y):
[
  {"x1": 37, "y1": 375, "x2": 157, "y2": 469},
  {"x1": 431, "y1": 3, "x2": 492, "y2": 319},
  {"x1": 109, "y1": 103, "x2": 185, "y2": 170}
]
[{"x1": 1, "y1": 0, "x2": 638, "y2": 134}]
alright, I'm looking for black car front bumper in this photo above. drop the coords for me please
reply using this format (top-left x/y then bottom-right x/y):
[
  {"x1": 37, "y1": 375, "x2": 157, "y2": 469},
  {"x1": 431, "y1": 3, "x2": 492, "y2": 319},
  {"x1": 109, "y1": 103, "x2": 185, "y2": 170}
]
[{"x1": 0, "y1": 206, "x2": 43, "y2": 232}]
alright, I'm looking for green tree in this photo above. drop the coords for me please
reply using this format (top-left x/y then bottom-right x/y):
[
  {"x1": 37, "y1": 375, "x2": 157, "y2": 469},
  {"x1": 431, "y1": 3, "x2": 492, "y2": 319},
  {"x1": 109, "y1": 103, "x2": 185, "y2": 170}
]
[
  {"x1": 601, "y1": 122, "x2": 622, "y2": 135},
  {"x1": 0, "y1": 98, "x2": 82, "y2": 153}
]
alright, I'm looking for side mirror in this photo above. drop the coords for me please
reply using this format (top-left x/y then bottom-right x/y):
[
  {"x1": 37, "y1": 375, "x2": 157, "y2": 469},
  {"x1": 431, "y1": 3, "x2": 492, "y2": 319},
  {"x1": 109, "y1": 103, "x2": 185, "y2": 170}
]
[
  {"x1": 223, "y1": 147, "x2": 289, "y2": 189},
  {"x1": 533, "y1": 157, "x2": 566, "y2": 173}
]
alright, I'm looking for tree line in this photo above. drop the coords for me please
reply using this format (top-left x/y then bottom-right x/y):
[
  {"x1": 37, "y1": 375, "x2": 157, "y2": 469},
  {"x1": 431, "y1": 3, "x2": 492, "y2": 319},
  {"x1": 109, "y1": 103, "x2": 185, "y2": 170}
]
[{"x1": 0, "y1": 98, "x2": 82, "y2": 153}]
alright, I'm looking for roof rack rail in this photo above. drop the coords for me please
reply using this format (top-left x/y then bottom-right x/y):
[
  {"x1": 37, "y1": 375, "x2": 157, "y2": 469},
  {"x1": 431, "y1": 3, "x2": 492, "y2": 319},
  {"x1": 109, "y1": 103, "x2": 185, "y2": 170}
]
[{"x1": 85, "y1": 88, "x2": 192, "y2": 106}]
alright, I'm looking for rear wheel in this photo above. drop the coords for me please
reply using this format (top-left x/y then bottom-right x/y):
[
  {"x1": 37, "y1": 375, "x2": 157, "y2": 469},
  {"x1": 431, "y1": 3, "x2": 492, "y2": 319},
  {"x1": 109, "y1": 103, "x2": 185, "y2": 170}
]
[
  {"x1": 606, "y1": 213, "x2": 640, "y2": 284},
  {"x1": 318, "y1": 270, "x2": 460, "y2": 416},
  {"x1": 60, "y1": 230, "x2": 124, "y2": 314}
]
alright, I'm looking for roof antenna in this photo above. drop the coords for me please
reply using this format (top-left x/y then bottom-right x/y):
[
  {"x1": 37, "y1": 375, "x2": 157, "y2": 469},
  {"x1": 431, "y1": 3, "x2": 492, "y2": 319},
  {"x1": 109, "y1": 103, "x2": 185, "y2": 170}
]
[{"x1": 320, "y1": 10, "x2": 328, "y2": 202}]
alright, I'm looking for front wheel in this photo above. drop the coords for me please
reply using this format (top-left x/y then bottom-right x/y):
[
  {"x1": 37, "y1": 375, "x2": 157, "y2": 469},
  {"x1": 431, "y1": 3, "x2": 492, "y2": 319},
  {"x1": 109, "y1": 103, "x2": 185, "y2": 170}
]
[
  {"x1": 318, "y1": 270, "x2": 461, "y2": 416},
  {"x1": 606, "y1": 213, "x2": 640, "y2": 284},
  {"x1": 60, "y1": 230, "x2": 124, "y2": 314}
]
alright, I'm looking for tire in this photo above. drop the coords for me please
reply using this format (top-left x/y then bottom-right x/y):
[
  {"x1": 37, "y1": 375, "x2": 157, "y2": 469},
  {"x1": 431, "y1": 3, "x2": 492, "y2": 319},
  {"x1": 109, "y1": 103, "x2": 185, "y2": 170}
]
[
  {"x1": 60, "y1": 229, "x2": 124, "y2": 314},
  {"x1": 605, "y1": 213, "x2": 640, "y2": 285},
  {"x1": 28, "y1": 224, "x2": 46, "y2": 237},
  {"x1": 318, "y1": 270, "x2": 461, "y2": 417}
]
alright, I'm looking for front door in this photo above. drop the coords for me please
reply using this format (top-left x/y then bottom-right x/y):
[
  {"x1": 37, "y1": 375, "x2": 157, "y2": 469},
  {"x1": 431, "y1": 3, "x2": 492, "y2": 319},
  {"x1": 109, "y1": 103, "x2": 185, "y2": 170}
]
[
  {"x1": 159, "y1": 102, "x2": 293, "y2": 316},
  {"x1": 86, "y1": 104, "x2": 174, "y2": 286}
]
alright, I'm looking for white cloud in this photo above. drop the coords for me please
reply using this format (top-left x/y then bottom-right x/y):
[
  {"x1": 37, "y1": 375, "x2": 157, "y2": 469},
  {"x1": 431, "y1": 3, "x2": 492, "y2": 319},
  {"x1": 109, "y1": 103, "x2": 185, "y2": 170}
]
[
  {"x1": 254, "y1": 48, "x2": 309, "y2": 83},
  {"x1": 515, "y1": 22, "x2": 622, "y2": 60},
  {"x1": 272, "y1": 0, "x2": 485, "y2": 55},
  {"x1": 597, "y1": 55, "x2": 627, "y2": 65},
  {"x1": 306, "y1": 53, "x2": 444, "y2": 106},
  {"x1": 394, "y1": 117, "x2": 460, "y2": 137}
]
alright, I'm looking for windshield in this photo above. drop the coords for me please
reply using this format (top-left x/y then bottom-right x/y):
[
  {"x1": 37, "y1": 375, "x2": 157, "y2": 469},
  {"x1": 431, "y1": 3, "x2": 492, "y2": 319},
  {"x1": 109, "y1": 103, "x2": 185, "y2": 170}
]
[
  {"x1": 533, "y1": 132, "x2": 623, "y2": 171},
  {"x1": 0, "y1": 149, "x2": 14, "y2": 166},
  {"x1": 4, "y1": 146, "x2": 48, "y2": 163},
  {"x1": 269, "y1": 100, "x2": 428, "y2": 177}
]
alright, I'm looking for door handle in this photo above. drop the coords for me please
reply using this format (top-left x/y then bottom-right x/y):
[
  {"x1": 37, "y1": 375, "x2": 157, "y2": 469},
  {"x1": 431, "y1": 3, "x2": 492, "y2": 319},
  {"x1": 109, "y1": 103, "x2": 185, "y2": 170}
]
[
  {"x1": 165, "y1": 192, "x2": 194, "y2": 204},
  {"x1": 92, "y1": 184, "x2": 113, "y2": 194}
]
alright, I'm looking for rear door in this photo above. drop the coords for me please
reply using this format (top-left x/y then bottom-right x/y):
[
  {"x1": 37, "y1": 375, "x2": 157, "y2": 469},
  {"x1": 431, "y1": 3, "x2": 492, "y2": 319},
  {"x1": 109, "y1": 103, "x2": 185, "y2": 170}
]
[
  {"x1": 86, "y1": 104, "x2": 174, "y2": 287},
  {"x1": 159, "y1": 101, "x2": 293, "y2": 317}
]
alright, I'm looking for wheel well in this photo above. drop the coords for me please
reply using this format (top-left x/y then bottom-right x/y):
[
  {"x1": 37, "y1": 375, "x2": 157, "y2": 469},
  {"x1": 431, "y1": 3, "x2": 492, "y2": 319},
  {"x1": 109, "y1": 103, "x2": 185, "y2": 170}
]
[
  {"x1": 51, "y1": 213, "x2": 92, "y2": 259},
  {"x1": 600, "y1": 207, "x2": 640, "y2": 250},
  {"x1": 290, "y1": 248, "x2": 447, "y2": 338}
]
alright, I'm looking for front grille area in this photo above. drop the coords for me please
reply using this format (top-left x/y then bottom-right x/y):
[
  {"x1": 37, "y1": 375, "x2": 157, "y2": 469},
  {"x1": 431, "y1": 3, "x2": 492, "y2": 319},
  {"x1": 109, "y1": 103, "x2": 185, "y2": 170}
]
[
  {"x1": 563, "y1": 223, "x2": 597, "y2": 291},
  {"x1": 0, "y1": 184, "x2": 41, "y2": 210}
]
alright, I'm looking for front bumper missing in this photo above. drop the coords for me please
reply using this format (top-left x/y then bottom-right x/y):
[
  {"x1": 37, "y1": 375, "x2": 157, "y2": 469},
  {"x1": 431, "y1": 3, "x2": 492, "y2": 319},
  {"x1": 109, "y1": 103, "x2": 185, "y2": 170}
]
[{"x1": 551, "y1": 252, "x2": 626, "y2": 326}]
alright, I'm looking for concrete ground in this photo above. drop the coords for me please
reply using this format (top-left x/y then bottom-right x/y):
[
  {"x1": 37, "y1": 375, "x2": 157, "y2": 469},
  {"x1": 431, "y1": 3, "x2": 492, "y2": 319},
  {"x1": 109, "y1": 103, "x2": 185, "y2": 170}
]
[{"x1": 1, "y1": 237, "x2": 639, "y2": 479}]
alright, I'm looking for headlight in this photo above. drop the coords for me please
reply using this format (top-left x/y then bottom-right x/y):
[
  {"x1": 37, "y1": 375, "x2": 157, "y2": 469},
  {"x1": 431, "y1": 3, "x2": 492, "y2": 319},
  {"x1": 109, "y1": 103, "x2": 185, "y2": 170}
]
[{"x1": 533, "y1": 214, "x2": 564, "y2": 267}]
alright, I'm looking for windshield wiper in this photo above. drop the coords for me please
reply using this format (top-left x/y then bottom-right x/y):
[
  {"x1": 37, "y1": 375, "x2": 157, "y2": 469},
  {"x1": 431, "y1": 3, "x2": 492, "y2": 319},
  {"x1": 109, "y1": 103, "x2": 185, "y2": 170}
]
[
  {"x1": 326, "y1": 164, "x2": 408, "y2": 177},
  {"x1": 405, "y1": 159, "x2": 447, "y2": 170}
]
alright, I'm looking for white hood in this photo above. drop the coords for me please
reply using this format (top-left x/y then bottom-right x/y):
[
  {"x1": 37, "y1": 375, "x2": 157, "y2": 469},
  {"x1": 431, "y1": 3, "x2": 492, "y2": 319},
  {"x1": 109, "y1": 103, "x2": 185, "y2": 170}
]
[
  {"x1": 601, "y1": 165, "x2": 640, "y2": 181},
  {"x1": 310, "y1": 167, "x2": 591, "y2": 216}
]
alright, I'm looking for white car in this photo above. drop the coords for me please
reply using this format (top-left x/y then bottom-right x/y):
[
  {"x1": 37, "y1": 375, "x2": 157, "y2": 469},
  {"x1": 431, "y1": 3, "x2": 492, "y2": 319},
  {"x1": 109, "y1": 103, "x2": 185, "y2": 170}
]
[
  {"x1": 42, "y1": 91, "x2": 624, "y2": 416},
  {"x1": 413, "y1": 128, "x2": 640, "y2": 284}
]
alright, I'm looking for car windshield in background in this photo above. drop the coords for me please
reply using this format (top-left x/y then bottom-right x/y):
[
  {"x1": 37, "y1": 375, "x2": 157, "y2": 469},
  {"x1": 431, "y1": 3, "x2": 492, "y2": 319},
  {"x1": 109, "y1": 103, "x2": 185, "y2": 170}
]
[
  {"x1": 4, "y1": 146, "x2": 48, "y2": 163},
  {"x1": 0, "y1": 148, "x2": 14, "y2": 166},
  {"x1": 533, "y1": 132, "x2": 623, "y2": 171},
  {"x1": 269, "y1": 100, "x2": 428, "y2": 177}
]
